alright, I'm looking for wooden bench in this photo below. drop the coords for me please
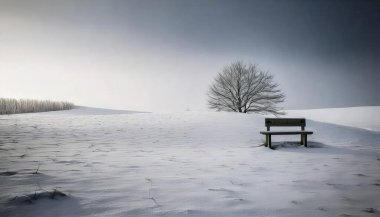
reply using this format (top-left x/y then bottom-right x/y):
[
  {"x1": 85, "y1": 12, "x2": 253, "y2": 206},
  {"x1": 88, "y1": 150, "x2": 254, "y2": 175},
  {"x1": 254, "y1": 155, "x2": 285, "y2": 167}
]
[{"x1": 260, "y1": 118, "x2": 313, "y2": 149}]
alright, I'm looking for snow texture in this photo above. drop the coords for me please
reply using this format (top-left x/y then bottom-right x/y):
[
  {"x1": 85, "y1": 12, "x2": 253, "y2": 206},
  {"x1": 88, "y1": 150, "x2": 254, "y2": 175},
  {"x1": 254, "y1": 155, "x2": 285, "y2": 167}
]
[{"x1": 0, "y1": 107, "x2": 379, "y2": 217}]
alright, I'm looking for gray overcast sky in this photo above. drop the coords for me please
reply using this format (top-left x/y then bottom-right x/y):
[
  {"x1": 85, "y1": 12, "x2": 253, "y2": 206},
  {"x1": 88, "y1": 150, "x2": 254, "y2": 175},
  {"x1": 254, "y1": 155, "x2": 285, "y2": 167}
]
[{"x1": 0, "y1": 0, "x2": 379, "y2": 112}]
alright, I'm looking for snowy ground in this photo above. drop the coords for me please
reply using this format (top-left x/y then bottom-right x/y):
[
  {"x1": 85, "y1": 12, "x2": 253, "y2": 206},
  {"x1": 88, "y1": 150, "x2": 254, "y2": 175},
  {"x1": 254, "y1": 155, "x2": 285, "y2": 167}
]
[{"x1": 0, "y1": 107, "x2": 379, "y2": 217}]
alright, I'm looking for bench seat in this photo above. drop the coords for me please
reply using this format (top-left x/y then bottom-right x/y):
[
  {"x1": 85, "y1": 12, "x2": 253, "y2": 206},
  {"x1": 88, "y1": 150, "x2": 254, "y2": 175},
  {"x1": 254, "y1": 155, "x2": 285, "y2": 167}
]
[{"x1": 260, "y1": 131, "x2": 313, "y2": 135}]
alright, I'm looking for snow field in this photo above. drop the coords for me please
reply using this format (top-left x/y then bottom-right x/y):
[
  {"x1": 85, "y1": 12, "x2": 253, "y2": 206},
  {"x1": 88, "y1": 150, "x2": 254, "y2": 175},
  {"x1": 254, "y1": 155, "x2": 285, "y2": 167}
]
[{"x1": 0, "y1": 107, "x2": 379, "y2": 217}]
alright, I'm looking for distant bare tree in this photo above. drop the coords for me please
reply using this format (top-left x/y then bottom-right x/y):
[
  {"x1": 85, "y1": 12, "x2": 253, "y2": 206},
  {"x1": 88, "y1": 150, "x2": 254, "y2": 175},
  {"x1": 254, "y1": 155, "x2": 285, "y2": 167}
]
[{"x1": 207, "y1": 61, "x2": 285, "y2": 115}]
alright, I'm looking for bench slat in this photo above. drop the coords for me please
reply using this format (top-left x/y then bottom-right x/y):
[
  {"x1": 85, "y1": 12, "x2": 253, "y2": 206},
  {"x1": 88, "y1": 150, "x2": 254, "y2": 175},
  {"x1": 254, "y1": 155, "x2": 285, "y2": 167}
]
[
  {"x1": 266, "y1": 118, "x2": 305, "y2": 127},
  {"x1": 260, "y1": 131, "x2": 313, "y2": 135}
]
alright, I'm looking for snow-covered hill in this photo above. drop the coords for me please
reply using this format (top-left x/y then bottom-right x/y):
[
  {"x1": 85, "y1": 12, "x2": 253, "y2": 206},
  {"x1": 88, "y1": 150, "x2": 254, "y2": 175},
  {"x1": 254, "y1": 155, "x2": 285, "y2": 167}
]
[
  {"x1": 31, "y1": 106, "x2": 142, "y2": 116},
  {"x1": 0, "y1": 107, "x2": 379, "y2": 217},
  {"x1": 286, "y1": 106, "x2": 380, "y2": 132}
]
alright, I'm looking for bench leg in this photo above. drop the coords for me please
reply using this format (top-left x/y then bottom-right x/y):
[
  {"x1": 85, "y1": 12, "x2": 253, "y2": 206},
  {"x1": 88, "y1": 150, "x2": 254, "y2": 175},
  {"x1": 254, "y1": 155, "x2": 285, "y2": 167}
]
[
  {"x1": 265, "y1": 135, "x2": 268, "y2": 147},
  {"x1": 304, "y1": 134, "x2": 308, "y2": 147},
  {"x1": 301, "y1": 134, "x2": 304, "y2": 145},
  {"x1": 268, "y1": 135, "x2": 272, "y2": 149}
]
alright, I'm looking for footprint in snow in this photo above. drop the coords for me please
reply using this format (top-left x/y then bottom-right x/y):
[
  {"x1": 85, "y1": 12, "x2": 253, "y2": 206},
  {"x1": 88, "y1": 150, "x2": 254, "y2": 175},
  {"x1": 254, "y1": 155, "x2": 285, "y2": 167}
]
[
  {"x1": 353, "y1": 173, "x2": 370, "y2": 177},
  {"x1": 0, "y1": 171, "x2": 17, "y2": 176},
  {"x1": 230, "y1": 180, "x2": 246, "y2": 186},
  {"x1": 208, "y1": 188, "x2": 234, "y2": 194},
  {"x1": 363, "y1": 208, "x2": 377, "y2": 213},
  {"x1": 291, "y1": 200, "x2": 299, "y2": 205},
  {"x1": 342, "y1": 196, "x2": 356, "y2": 202},
  {"x1": 227, "y1": 198, "x2": 246, "y2": 205}
]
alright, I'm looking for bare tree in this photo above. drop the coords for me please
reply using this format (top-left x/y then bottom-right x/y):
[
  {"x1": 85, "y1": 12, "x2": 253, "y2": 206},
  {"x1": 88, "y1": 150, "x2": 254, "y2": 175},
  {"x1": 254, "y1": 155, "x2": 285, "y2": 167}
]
[{"x1": 207, "y1": 61, "x2": 285, "y2": 115}]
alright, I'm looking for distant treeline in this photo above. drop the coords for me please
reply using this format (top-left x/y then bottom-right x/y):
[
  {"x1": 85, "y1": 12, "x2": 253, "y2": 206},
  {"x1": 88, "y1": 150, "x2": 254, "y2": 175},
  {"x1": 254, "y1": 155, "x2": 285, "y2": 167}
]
[{"x1": 0, "y1": 98, "x2": 74, "y2": 115}]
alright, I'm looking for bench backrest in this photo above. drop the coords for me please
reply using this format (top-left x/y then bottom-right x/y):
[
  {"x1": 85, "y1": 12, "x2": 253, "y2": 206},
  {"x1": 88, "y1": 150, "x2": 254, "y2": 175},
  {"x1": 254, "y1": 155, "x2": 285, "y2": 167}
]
[{"x1": 265, "y1": 118, "x2": 305, "y2": 130}]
